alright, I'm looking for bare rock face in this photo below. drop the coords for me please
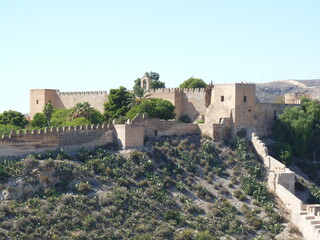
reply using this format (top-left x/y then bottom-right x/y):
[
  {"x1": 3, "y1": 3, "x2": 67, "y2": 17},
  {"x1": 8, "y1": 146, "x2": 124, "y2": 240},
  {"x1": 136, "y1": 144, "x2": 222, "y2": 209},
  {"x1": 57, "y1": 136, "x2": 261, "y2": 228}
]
[
  {"x1": 0, "y1": 161, "x2": 59, "y2": 200},
  {"x1": 0, "y1": 158, "x2": 88, "y2": 200},
  {"x1": 256, "y1": 79, "x2": 320, "y2": 103}
]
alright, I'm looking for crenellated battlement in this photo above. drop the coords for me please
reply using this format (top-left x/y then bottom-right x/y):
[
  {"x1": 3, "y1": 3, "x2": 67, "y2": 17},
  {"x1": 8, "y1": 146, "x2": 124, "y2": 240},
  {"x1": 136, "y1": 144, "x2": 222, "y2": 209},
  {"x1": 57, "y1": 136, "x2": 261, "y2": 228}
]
[
  {"x1": 284, "y1": 93, "x2": 310, "y2": 104},
  {"x1": 57, "y1": 90, "x2": 108, "y2": 96},
  {"x1": 284, "y1": 93, "x2": 309, "y2": 98},
  {"x1": 2, "y1": 124, "x2": 113, "y2": 139},
  {"x1": 147, "y1": 87, "x2": 206, "y2": 94}
]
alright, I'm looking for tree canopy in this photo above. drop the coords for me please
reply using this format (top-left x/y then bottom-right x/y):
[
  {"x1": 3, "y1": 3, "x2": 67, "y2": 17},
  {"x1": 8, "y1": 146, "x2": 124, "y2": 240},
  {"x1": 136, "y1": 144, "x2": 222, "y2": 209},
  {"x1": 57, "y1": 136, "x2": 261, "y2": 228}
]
[
  {"x1": 68, "y1": 102, "x2": 94, "y2": 120},
  {"x1": 43, "y1": 103, "x2": 54, "y2": 126},
  {"x1": 179, "y1": 77, "x2": 207, "y2": 89},
  {"x1": 104, "y1": 87, "x2": 131, "y2": 122},
  {"x1": 274, "y1": 97, "x2": 320, "y2": 161},
  {"x1": 128, "y1": 88, "x2": 150, "y2": 108},
  {"x1": 127, "y1": 98, "x2": 175, "y2": 120},
  {"x1": 31, "y1": 113, "x2": 47, "y2": 128},
  {"x1": 0, "y1": 110, "x2": 28, "y2": 128}
]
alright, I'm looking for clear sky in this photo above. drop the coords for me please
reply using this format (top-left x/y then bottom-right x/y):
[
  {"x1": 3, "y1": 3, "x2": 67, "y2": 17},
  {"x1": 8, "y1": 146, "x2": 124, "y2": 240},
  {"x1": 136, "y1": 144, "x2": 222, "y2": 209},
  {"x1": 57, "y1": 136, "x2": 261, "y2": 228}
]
[{"x1": 0, "y1": 0, "x2": 319, "y2": 113}]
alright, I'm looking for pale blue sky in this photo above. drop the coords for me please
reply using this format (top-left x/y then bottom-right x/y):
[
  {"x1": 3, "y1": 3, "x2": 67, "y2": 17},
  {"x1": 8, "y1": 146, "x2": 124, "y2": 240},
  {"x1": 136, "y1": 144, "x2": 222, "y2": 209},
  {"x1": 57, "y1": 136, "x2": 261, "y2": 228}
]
[{"x1": 0, "y1": 0, "x2": 319, "y2": 113}]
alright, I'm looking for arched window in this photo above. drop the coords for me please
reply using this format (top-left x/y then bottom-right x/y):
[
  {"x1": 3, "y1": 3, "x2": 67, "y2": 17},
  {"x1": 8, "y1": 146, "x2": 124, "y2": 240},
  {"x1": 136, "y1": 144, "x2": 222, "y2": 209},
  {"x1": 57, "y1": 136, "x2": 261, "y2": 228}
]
[
  {"x1": 142, "y1": 80, "x2": 146, "y2": 89},
  {"x1": 274, "y1": 110, "x2": 278, "y2": 120}
]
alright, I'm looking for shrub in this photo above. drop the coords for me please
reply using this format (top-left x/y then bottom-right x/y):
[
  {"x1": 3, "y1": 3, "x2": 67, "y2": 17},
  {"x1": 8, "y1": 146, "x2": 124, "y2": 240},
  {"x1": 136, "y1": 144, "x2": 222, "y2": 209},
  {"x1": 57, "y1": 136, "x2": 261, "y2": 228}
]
[
  {"x1": 175, "y1": 229, "x2": 196, "y2": 240},
  {"x1": 179, "y1": 115, "x2": 191, "y2": 123},
  {"x1": 164, "y1": 209, "x2": 181, "y2": 223},
  {"x1": 75, "y1": 181, "x2": 93, "y2": 194},
  {"x1": 31, "y1": 113, "x2": 47, "y2": 128}
]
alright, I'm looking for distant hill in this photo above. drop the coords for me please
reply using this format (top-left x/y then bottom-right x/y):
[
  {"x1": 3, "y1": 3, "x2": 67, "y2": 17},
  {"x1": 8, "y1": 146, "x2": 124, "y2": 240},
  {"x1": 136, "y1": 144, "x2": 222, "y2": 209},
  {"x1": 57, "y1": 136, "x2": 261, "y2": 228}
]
[{"x1": 255, "y1": 79, "x2": 320, "y2": 103}]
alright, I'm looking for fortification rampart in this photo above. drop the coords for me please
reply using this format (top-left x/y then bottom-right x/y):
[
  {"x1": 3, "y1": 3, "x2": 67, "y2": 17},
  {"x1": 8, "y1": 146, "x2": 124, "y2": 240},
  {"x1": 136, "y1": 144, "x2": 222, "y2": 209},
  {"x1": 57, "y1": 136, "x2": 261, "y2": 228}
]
[
  {"x1": 251, "y1": 133, "x2": 320, "y2": 240},
  {"x1": 0, "y1": 124, "x2": 114, "y2": 158},
  {"x1": 285, "y1": 93, "x2": 310, "y2": 104},
  {"x1": 58, "y1": 91, "x2": 108, "y2": 96},
  {"x1": 30, "y1": 89, "x2": 108, "y2": 119},
  {"x1": 147, "y1": 88, "x2": 207, "y2": 122},
  {"x1": 128, "y1": 114, "x2": 201, "y2": 138},
  {"x1": 147, "y1": 87, "x2": 206, "y2": 94}
]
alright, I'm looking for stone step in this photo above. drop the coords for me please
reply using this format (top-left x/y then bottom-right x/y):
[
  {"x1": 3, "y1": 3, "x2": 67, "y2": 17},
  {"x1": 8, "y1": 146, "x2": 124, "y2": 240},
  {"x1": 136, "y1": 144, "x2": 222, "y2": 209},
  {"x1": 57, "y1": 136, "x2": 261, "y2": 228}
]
[
  {"x1": 310, "y1": 220, "x2": 320, "y2": 225},
  {"x1": 299, "y1": 211, "x2": 308, "y2": 215},
  {"x1": 313, "y1": 224, "x2": 320, "y2": 229},
  {"x1": 305, "y1": 216, "x2": 315, "y2": 220}
]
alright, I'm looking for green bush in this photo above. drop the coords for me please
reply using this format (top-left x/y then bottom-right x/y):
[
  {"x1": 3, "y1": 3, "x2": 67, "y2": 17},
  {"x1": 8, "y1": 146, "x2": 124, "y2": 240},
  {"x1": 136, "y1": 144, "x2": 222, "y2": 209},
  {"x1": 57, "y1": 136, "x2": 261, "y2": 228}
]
[
  {"x1": 127, "y1": 98, "x2": 175, "y2": 120},
  {"x1": 0, "y1": 124, "x2": 21, "y2": 136},
  {"x1": 75, "y1": 181, "x2": 93, "y2": 194},
  {"x1": 65, "y1": 117, "x2": 91, "y2": 126},
  {"x1": 179, "y1": 115, "x2": 191, "y2": 123},
  {"x1": 31, "y1": 113, "x2": 47, "y2": 128},
  {"x1": 164, "y1": 209, "x2": 181, "y2": 223},
  {"x1": 0, "y1": 110, "x2": 28, "y2": 128}
]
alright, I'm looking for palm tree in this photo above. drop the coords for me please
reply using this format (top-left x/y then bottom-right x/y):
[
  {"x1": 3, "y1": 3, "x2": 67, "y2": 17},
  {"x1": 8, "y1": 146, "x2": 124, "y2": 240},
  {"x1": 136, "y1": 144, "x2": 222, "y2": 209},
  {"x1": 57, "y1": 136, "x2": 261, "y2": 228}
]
[
  {"x1": 43, "y1": 103, "x2": 54, "y2": 126},
  {"x1": 128, "y1": 88, "x2": 151, "y2": 108},
  {"x1": 69, "y1": 102, "x2": 93, "y2": 120}
]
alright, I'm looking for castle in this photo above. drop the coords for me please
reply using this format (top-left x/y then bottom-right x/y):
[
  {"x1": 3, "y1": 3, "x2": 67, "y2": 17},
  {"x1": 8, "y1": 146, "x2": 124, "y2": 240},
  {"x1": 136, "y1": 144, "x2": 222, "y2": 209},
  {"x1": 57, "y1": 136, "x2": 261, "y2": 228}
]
[
  {"x1": 29, "y1": 76, "x2": 299, "y2": 140},
  {"x1": 1, "y1": 79, "x2": 318, "y2": 239}
]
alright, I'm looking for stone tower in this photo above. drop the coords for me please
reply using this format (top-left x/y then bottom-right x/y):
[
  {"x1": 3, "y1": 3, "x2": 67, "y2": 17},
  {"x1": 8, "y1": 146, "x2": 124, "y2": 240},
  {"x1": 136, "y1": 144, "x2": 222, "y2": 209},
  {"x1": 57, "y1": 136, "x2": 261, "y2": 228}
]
[{"x1": 140, "y1": 73, "x2": 151, "y2": 90}]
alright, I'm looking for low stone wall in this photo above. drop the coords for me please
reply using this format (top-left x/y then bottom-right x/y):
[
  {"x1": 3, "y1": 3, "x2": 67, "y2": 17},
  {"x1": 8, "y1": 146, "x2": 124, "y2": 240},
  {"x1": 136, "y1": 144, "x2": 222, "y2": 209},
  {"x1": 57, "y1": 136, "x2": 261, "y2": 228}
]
[
  {"x1": 276, "y1": 184, "x2": 304, "y2": 211},
  {"x1": 131, "y1": 117, "x2": 201, "y2": 138},
  {"x1": 251, "y1": 133, "x2": 320, "y2": 240},
  {"x1": 0, "y1": 124, "x2": 114, "y2": 158}
]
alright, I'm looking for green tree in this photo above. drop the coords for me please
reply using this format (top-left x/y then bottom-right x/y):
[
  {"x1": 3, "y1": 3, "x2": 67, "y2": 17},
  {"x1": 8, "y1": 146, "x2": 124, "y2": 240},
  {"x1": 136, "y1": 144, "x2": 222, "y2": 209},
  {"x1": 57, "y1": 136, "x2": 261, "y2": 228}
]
[
  {"x1": 50, "y1": 109, "x2": 70, "y2": 127},
  {"x1": 31, "y1": 113, "x2": 47, "y2": 128},
  {"x1": 0, "y1": 110, "x2": 28, "y2": 128},
  {"x1": 128, "y1": 88, "x2": 151, "y2": 108},
  {"x1": 0, "y1": 124, "x2": 21, "y2": 136},
  {"x1": 65, "y1": 117, "x2": 91, "y2": 126},
  {"x1": 274, "y1": 99, "x2": 319, "y2": 160},
  {"x1": 104, "y1": 87, "x2": 131, "y2": 122},
  {"x1": 179, "y1": 77, "x2": 207, "y2": 89},
  {"x1": 89, "y1": 109, "x2": 105, "y2": 124},
  {"x1": 69, "y1": 102, "x2": 94, "y2": 120},
  {"x1": 274, "y1": 141, "x2": 293, "y2": 165},
  {"x1": 43, "y1": 103, "x2": 54, "y2": 126},
  {"x1": 275, "y1": 106, "x2": 313, "y2": 159},
  {"x1": 127, "y1": 98, "x2": 175, "y2": 120},
  {"x1": 133, "y1": 78, "x2": 142, "y2": 92}
]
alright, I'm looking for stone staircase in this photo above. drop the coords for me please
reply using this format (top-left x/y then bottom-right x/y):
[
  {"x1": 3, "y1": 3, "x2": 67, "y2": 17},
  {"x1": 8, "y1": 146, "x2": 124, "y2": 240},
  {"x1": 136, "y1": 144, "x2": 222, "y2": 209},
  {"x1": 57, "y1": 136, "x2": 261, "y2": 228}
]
[{"x1": 288, "y1": 198, "x2": 320, "y2": 240}]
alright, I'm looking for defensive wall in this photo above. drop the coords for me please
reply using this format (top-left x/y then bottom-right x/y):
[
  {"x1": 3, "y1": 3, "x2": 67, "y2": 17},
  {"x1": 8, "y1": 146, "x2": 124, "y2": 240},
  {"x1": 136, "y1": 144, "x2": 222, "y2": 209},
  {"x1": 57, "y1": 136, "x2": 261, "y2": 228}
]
[
  {"x1": 30, "y1": 84, "x2": 300, "y2": 139},
  {"x1": 0, "y1": 117, "x2": 201, "y2": 157},
  {"x1": 30, "y1": 89, "x2": 108, "y2": 119},
  {"x1": 30, "y1": 87, "x2": 208, "y2": 122},
  {"x1": 285, "y1": 93, "x2": 310, "y2": 104},
  {"x1": 147, "y1": 87, "x2": 207, "y2": 122},
  {"x1": 251, "y1": 133, "x2": 320, "y2": 240},
  {"x1": 0, "y1": 124, "x2": 114, "y2": 158}
]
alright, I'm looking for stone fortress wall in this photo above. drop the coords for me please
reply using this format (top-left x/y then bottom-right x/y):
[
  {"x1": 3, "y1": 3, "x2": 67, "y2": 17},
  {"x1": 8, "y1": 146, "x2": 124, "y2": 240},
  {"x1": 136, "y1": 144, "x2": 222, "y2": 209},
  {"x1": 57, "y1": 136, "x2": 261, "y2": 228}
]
[
  {"x1": 30, "y1": 83, "x2": 299, "y2": 140},
  {"x1": 29, "y1": 87, "x2": 208, "y2": 122},
  {"x1": 251, "y1": 133, "x2": 320, "y2": 240},
  {"x1": 0, "y1": 116, "x2": 201, "y2": 157},
  {"x1": 284, "y1": 93, "x2": 310, "y2": 104},
  {"x1": 146, "y1": 87, "x2": 207, "y2": 121},
  {"x1": 0, "y1": 124, "x2": 114, "y2": 158},
  {"x1": 30, "y1": 89, "x2": 108, "y2": 119}
]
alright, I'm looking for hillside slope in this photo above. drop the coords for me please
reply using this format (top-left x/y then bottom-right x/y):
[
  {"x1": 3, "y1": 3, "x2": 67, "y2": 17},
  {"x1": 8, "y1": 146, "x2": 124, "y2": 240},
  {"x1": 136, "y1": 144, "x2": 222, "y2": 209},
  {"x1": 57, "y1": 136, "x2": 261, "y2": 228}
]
[
  {"x1": 256, "y1": 79, "x2": 320, "y2": 103},
  {"x1": 0, "y1": 136, "x2": 302, "y2": 240}
]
